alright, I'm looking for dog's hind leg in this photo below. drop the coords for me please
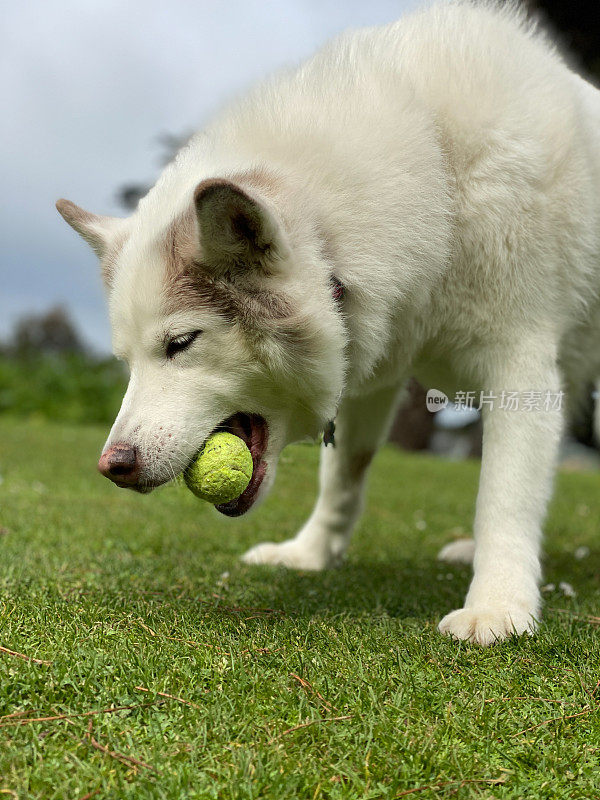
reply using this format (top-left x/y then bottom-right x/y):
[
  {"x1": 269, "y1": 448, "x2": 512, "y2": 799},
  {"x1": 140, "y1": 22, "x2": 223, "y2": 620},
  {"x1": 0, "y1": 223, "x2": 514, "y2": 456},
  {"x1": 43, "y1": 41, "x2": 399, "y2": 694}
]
[
  {"x1": 241, "y1": 383, "x2": 402, "y2": 570},
  {"x1": 439, "y1": 335, "x2": 564, "y2": 645}
]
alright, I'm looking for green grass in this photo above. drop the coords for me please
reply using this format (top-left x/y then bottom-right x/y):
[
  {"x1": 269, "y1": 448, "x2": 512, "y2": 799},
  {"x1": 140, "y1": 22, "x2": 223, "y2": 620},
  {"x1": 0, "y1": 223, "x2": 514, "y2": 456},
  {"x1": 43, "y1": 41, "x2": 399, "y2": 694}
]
[
  {"x1": 1, "y1": 418, "x2": 599, "y2": 799},
  {"x1": 0, "y1": 355, "x2": 127, "y2": 424}
]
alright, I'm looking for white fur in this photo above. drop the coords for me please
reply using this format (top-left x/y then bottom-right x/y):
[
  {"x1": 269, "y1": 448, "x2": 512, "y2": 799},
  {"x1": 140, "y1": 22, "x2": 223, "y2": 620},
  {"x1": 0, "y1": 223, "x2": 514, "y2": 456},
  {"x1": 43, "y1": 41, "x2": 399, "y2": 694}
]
[
  {"x1": 437, "y1": 538, "x2": 475, "y2": 565},
  {"x1": 59, "y1": 1, "x2": 600, "y2": 645}
]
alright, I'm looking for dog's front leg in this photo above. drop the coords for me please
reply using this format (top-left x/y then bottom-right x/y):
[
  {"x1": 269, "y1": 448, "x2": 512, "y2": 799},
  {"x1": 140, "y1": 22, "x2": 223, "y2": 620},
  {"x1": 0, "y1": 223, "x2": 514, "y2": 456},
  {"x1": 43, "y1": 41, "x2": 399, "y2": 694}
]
[
  {"x1": 242, "y1": 384, "x2": 401, "y2": 570},
  {"x1": 439, "y1": 341, "x2": 563, "y2": 645}
]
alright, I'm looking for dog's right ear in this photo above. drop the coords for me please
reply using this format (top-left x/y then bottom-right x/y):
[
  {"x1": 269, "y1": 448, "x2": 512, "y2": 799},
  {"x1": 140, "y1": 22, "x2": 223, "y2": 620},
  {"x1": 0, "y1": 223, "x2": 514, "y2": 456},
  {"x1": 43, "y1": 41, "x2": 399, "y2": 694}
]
[
  {"x1": 56, "y1": 199, "x2": 122, "y2": 260},
  {"x1": 194, "y1": 178, "x2": 288, "y2": 276}
]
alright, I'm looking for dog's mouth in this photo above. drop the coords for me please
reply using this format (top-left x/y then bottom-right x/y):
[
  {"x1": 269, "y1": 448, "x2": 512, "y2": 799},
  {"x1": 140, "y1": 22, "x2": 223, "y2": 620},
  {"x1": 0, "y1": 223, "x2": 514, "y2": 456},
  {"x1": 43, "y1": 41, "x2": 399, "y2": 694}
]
[{"x1": 209, "y1": 412, "x2": 269, "y2": 517}]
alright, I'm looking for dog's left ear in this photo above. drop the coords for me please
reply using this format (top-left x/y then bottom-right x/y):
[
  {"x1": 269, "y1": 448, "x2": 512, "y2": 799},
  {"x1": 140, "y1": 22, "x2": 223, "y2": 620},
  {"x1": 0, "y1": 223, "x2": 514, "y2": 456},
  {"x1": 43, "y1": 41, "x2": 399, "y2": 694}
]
[
  {"x1": 194, "y1": 179, "x2": 287, "y2": 275},
  {"x1": 56, "y1": 198, "x2": 122, "y2": 259}
]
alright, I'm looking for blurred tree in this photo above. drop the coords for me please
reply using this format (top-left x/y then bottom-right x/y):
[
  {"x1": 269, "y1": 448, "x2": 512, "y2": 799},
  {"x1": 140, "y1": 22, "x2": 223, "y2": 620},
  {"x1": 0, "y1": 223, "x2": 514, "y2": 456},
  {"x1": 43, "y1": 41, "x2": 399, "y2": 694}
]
[
  {"x1": 388, "y1": 379, "x2": 435, "y2": 451},
  {"x1": 526, "y1": 0, "x2": 600, "y2": 80},
  {"x1": 11, "y1": 306, "x2": 85, "y2": 357},
  {"x1": 0, "y1": 308, "x2": 128, "y2": 423},
  {"x1": 117, "y1": 132, "x2": 191, "y2": 211}
]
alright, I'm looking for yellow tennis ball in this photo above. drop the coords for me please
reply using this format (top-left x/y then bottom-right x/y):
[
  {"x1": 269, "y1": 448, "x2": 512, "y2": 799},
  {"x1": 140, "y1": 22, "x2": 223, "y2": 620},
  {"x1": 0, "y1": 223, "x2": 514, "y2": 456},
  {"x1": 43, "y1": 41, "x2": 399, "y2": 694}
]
[{"x1": 184, "y1": 432, "x2": 253, "y2": 504}]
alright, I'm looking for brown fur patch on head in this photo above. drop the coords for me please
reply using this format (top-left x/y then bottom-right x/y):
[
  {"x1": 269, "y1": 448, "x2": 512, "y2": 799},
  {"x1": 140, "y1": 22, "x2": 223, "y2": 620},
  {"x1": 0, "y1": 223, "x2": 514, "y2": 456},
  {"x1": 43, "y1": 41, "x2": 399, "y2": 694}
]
[
  {"x1": 162, "y1": 165, "x2": 285, "y2": 280},
  {"x1": 193, "y1": 176, "x2": 285, "y2": 274},
  {"x1": 166, "y1": 266, "x2": 293, "y2": 329},
  {"x1": 162, "y1": 205, "x2": 198, "y2": 281},
  {"x1": 161, "y1": 206, "x2": 292, "y2": 328},
  {"x1": 161, "y1": 170, "x2": 293, "y2": 329}
]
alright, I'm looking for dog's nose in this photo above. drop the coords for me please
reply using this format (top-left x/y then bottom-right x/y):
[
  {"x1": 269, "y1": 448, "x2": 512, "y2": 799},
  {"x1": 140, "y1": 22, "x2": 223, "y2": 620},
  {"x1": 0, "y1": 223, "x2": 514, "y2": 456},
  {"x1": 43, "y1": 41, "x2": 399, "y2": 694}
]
[{"x1": 98, "y1": 443, "x2": 140, "y2": 486}]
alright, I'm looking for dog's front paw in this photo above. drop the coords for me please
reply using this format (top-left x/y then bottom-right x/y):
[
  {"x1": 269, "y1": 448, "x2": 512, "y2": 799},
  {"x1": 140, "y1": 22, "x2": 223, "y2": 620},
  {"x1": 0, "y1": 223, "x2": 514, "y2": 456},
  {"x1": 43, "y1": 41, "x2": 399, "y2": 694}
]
[
  {"x1": 438, "y1": 605, "x2": 538, "y2": 646},
  {"x1": 241, "y1": 539, "x2": 334, "y2": 570}
]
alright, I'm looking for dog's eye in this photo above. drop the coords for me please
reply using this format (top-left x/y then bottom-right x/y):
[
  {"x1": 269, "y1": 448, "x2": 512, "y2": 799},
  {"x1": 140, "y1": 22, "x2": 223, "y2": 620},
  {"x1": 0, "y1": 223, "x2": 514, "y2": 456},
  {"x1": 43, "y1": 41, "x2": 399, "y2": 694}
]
[{"x1": 166, "y1": 330, "x2": 202, "y2": 359}]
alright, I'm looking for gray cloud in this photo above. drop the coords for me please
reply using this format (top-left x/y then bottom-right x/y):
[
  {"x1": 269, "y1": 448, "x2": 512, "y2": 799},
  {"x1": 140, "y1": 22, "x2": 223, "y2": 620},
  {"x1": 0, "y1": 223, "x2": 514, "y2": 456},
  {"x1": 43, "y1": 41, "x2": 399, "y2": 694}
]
[{"x1": 1, "y1": 0, "x2": 418, "y2": 352}]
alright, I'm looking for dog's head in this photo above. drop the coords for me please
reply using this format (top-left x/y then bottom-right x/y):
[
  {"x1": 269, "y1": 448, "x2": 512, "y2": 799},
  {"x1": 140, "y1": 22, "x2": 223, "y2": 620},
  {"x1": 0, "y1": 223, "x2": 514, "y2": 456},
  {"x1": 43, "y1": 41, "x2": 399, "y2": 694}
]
[{"x1": 57, "y1": 171, "x2": 346, "y2": 515}]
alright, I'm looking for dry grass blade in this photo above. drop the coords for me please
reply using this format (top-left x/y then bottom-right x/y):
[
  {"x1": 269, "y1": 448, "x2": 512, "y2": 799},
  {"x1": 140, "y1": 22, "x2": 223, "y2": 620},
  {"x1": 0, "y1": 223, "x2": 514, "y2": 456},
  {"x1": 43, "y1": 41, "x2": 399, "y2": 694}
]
[
  {"x1": 270, "y1": 715, "x2": 353, "y2": 743},
  {"x1": 134, "y1": 684, "x2": 202, "y2": 709},
  {"x1": 0, "y1": 710, "x2": 31, "y2": 720},
  {"x1": 136, "y1": 620, "x2": 157, "y2": 636},
  {"x1": 199, "y1": 599, "x2": 285, "y2": 617},
  {"x1": 551, "y1": 609, "x2": 600, "y2": 625},
  {"x1": 164, "y1": 634, "x2": 231, "y2": 655},
  {"x1": 0, "y1": 645, "x2": 51, "y2": 666},
  {"x1": 83, "y1": 719, "x2": 155, "y2": 772},
  {"x1": 163, "y1": 634, "x2": 279, "y2": 658},
  {"x1": 289, "y1": 672, "x2": 336, "y2": 711},
  {"x1": 393, "y1": 777, "x2": 505, "y2": 797},
  {"x1": 512, "y1": 706, "x2": 592, "y2": 736},
  {"x1": 484, "y1": 696, "x2": 573, "y2": 705},
  {"x1": 0, "y1": 701, "x2": 161, "y2": 727},
  {"x1": 76, "y1": 791, "x2": 100, "y2": 800}
]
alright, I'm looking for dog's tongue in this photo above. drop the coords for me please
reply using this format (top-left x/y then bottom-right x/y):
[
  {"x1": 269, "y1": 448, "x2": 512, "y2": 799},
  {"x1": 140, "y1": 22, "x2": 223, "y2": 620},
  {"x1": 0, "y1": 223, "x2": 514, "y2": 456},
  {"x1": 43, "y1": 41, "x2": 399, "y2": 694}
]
[{"x1": 215, "y1": 413, "x2": 268, "y2": 516}]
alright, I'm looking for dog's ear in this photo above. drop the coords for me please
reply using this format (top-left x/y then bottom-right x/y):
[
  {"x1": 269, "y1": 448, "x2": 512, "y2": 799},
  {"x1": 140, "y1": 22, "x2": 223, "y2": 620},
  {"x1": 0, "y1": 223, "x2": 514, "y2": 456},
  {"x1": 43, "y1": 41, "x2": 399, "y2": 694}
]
[
  {"x1": 194, "y1": 179, "x2": 287, "y2": 275},
  {"x1": 56, "y1": 199, "x2": 122, "y2": 259}
]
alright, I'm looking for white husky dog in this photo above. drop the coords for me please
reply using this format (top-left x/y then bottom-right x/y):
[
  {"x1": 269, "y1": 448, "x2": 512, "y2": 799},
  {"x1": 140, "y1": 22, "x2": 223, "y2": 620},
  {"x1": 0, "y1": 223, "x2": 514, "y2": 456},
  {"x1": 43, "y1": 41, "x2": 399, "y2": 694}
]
[{"x1": 57, "y1": 1, "x2": 600, "y2": 645}]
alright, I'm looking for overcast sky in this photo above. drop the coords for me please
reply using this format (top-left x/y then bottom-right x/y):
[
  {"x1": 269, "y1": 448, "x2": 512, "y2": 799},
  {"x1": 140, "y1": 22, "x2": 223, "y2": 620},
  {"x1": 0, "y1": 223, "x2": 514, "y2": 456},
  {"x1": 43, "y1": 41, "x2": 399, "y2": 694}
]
[{"x1": 1, "y1": 0, "x2": 418, "y2": 353}]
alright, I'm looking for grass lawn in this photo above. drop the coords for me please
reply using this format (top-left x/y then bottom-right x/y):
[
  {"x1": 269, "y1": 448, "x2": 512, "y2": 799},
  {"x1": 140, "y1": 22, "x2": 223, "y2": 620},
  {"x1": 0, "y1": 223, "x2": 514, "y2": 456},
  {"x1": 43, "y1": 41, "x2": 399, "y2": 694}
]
[{"x1": 1, "y1": 418, "x2": 599, "y2": 799}]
